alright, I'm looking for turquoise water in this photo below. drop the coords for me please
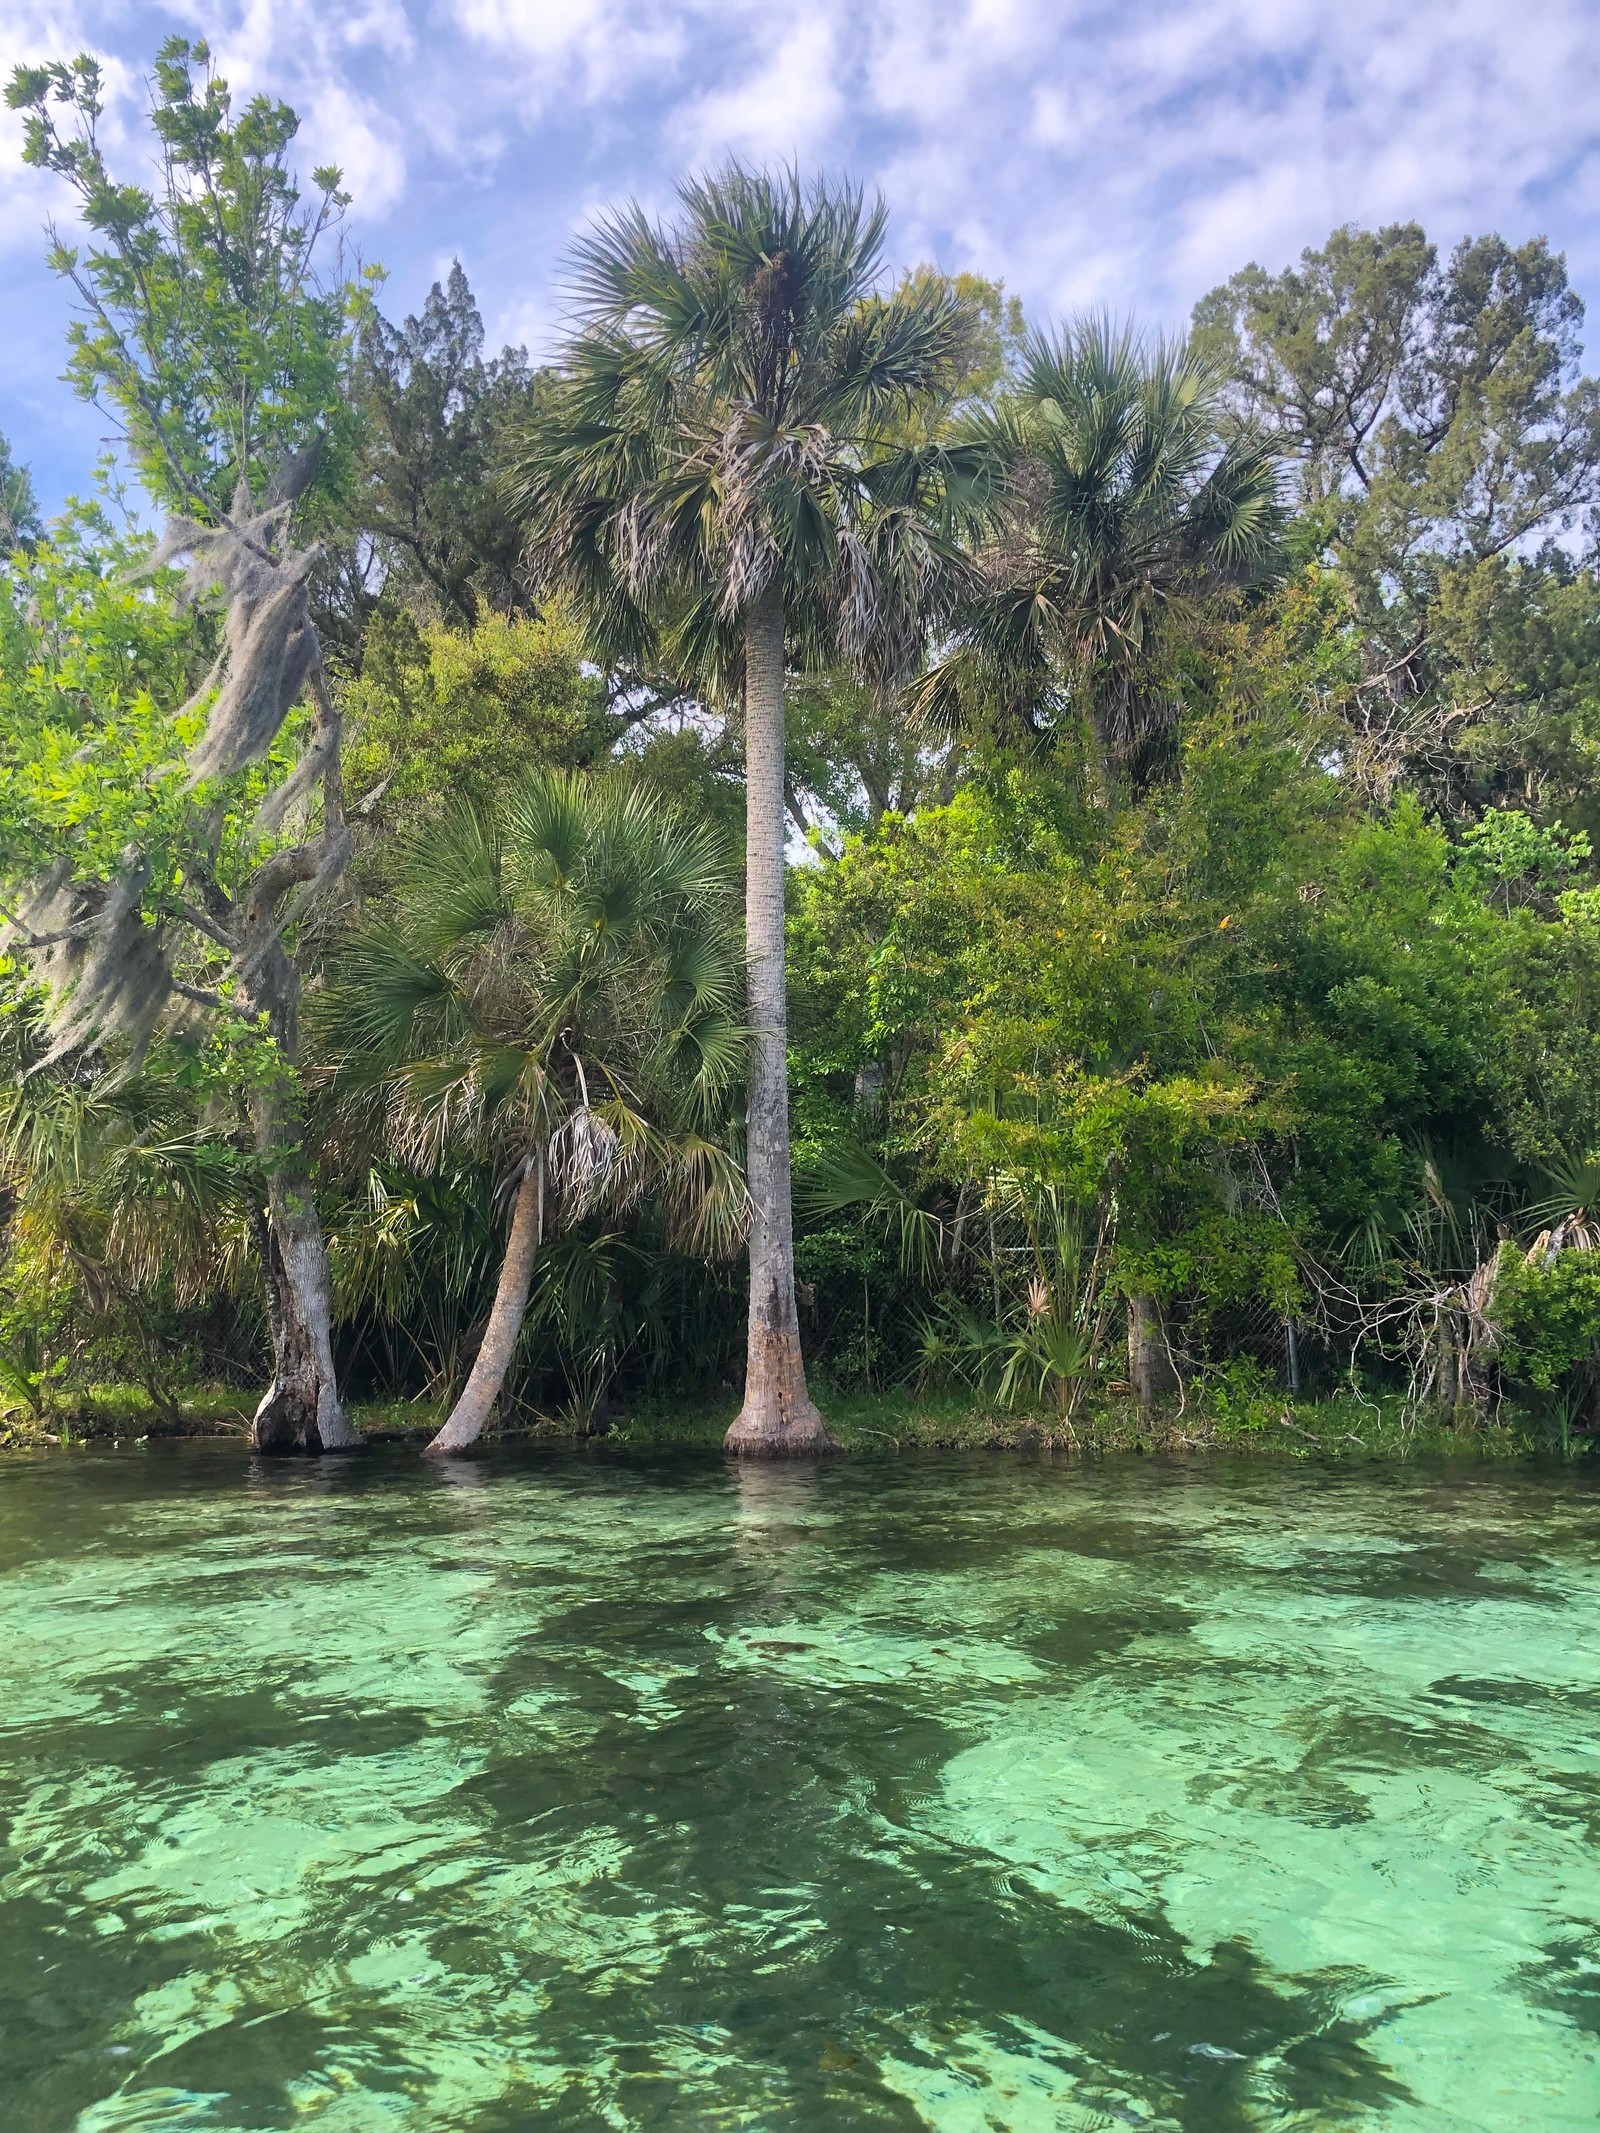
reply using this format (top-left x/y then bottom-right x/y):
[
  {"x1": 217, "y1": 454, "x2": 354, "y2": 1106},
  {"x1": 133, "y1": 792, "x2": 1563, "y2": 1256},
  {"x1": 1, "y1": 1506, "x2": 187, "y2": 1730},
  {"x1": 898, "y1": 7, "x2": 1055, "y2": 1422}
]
[{"x1": 1, "y1": 1447, "x2": 1597, "y2": 2131}]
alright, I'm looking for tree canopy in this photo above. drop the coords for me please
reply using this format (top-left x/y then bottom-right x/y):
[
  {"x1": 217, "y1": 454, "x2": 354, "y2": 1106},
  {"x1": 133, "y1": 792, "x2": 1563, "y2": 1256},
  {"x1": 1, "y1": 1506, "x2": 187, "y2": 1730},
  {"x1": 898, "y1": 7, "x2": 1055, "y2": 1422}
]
[{"x1": 5, "y1": 56, "x2": 1600, "y2": 1454}]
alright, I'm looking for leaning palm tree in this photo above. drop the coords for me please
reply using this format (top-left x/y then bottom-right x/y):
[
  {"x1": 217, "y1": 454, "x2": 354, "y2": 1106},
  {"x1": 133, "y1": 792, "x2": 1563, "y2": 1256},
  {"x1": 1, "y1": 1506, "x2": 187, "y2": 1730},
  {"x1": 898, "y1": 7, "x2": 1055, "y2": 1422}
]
[
  {"x1": 926, "y1": 321, "x2": 1282, "y2": 781},
  {"x1": 506, "y1": 166, "x2": 970, "y2": 1454},
  {"x1": 320, "y1": 770, "x2": 747, "y2": 1453}
]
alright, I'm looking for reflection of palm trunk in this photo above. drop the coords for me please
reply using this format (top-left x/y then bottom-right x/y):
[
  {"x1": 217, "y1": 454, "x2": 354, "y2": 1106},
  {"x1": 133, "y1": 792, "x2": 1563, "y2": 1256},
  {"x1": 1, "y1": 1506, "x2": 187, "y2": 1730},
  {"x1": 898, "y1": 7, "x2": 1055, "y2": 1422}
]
[
  {"x1": 427, "y1": 1156, "x2": 543, "y2": 1454},
  {"x1": 725, "y1": 586, "x2": 835, "y2": 1457},
  {"x1": 729, "y1": 1457, "x2": 822, "y2": 1559}
]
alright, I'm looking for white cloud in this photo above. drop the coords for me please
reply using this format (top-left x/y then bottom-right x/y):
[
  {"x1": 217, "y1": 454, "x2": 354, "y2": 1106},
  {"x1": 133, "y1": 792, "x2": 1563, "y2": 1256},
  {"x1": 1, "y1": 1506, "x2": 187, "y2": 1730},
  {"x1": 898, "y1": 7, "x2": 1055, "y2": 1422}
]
[
  {"x1": 296, "y1": 79, "x2": 407, "y2": 212},
  {"x1": 192, "y1": 0, "x2": 413, "y2": 213},
  {"x1": 451, "y1": 0, "x2": 688, "y2": 106},
  {"x1": 669, "y1": 14, "x2": 845, "y2": 162},
  {"x1": 0, "y1": 8, "x2": 145, "y2": 255},
  {"x1": 5, "y1": 0, "x2": 1599, "y2": 506}
]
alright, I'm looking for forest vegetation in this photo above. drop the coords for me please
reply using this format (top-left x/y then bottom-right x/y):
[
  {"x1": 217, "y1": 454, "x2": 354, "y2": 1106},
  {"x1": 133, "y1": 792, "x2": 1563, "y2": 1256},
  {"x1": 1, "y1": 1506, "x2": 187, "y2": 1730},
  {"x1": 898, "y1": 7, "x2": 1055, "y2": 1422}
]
[{"x1": 5, "y1": 39, "x2": 1600, "y2": 1459}]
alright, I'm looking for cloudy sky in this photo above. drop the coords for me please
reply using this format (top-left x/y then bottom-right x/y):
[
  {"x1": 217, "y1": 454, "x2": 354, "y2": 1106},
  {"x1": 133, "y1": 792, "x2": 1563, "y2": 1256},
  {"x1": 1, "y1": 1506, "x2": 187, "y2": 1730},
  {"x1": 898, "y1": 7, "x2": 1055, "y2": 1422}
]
[{"x1": 4, "y1": 0, "x2": 1598, "y2": 509}]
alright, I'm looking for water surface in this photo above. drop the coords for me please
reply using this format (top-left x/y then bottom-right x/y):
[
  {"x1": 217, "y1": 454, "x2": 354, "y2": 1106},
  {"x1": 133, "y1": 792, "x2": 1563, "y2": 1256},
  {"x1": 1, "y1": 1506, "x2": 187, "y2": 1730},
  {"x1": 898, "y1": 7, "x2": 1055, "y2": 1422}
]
[{"x1": 1, "y1": 1445, "x2": 1597, "y2": 2130}]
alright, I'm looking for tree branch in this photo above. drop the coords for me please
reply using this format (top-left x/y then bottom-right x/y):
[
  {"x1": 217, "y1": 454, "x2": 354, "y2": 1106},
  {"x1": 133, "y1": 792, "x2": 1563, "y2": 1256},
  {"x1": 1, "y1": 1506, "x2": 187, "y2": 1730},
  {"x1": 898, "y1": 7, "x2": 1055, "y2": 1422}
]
[
  {"x1": 174, "y1": 900, "x2": 239, "y2": 951},
  {"x1": 170, "y1": 979, "x2": 228, "y2": 1011}
]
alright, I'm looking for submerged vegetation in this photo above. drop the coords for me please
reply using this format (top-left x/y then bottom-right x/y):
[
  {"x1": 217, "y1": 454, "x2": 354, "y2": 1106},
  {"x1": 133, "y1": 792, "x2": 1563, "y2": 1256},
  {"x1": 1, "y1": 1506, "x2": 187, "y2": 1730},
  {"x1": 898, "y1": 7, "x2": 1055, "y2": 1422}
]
[{"x1": 4, "y1": 40, "x2": 1600, "y2": 1458}]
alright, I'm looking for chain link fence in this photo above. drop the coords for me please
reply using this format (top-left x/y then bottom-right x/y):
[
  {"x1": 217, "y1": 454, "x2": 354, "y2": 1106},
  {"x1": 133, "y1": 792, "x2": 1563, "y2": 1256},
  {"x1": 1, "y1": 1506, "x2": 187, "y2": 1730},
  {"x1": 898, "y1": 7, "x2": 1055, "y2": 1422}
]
[{"x1": 791, "y1": 1197, "x2": 1311, "y2": 1401}]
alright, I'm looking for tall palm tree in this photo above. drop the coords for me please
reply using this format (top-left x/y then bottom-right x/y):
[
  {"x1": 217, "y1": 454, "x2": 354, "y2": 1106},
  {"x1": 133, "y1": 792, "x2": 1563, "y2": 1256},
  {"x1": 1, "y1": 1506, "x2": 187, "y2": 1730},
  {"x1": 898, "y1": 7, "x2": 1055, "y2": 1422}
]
[
  {"x1": 926, "y1": 321, "x2": 1283, "y2": 781},
  {"x1": 507, "y1": 166, "x2": 969, "y2": 1454},
  {"x1": 320, "y1": 769, "x2": 746, "y2": 1453}
]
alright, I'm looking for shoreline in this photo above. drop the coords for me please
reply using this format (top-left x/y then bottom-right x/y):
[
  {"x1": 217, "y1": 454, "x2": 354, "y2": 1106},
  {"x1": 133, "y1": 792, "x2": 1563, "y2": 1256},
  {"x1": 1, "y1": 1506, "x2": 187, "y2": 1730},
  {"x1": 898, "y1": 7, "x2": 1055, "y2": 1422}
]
[{"x1": 2, "y1": 1387, "x2": 1588, "y2": 1464}]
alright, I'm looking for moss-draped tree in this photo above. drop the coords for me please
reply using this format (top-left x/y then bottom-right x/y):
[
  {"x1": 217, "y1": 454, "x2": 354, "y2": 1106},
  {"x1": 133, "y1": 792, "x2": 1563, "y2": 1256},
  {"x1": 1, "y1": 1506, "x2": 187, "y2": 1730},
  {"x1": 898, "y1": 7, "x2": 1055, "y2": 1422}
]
[{"x1": 5, "y1": 40, "x2": 369, "y2": 1449}]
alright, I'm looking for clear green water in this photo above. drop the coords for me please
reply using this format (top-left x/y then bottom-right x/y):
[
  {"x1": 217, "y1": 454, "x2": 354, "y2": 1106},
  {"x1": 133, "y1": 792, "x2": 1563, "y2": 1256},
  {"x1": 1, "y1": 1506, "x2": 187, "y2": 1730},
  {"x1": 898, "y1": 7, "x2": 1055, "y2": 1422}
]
[{"x1": 1, "y1": 1448, "x2": 1597, "y2": 2131}]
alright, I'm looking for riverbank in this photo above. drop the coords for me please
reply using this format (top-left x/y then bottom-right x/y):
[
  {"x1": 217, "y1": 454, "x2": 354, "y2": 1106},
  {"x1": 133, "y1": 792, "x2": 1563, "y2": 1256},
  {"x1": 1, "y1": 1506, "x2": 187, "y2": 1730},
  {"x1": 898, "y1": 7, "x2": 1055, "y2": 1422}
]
[{"x1": 1, "y1": 1382, "x2": 1584, "y2": 1461}]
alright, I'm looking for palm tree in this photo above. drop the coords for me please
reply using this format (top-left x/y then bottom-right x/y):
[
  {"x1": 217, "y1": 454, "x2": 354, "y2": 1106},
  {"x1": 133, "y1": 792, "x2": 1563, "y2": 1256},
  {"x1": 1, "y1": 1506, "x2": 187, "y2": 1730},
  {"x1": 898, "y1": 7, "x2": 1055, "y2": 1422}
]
[
  {"x1": 506, "y1": 166, "x2": 969, "y2": 1454},
  {"x1": 926, "y1": 321, "x2": 1282, "y2": 781},
  {"x1": 0, "y1": 1039, "x2": 257, "y2": 1425},
  {"x1": 321, "y1": 769, "x2": 746, "y2": 1453}
]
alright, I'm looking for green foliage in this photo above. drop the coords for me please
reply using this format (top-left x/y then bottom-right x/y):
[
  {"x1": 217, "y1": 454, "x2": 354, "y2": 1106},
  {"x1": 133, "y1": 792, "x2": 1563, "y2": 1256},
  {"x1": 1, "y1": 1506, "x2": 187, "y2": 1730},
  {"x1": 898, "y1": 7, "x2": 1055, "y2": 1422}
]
[
  {"x1": 1197, "y1": 1356, "x2": 1281, "y2": 1438},
  {"x1": 317, "y1": 769, "x2": 748, "y2": 1404},
  {"x1": 341, "y1": 608, "x2": 614, "y2": 829},
  {"x1": 1194, "y1": 224, "x2": 1600, "y2": 552},
  {"x1": 0, "y1": 503, "x2": 204, "y2": 884},
  {"x1": 324, "y1": 769, "x2": 744, "y2": 1141},
  {"x1": 786, "y1": 647, "x2": 1600, "y2": 1403},
  {"x1": 323, "y1": 261, "x2": 543, "y2": 650},
  {"x1": 0, "y1": 431, "x2": 40, "y2": 556},
  {"x1": 1491, "y1": 1245, "x2": 1600, "y2": 1393},
  {"x1": 7, "y1": 40, "x2": 372, "y2": 519},
  {"x1": 310, "y1": 777, "x2": 755, "y2": 1419},
  {"x1": 0, "y1": 501, "x2": 340, "y2": 1080},
  {"x1": 1193, "y1": 222, "x2": 1600, "y2": 821},
  {"x1": 1455, "y1": 807, "x2": 1591, "y2": 909},
  {"x1": 925, "y1": 320, "x2": 1283, "y2": 776},
  {"x1": 11, "y1": 146, "x2": 1600, "y2": 1445},
  {"x1": 2, "y1": 37, "x2": 370, "y2": 1066},
  {"x1": 0, "y1": 1013, "x2": 261, "y2": 1421},
  {"x1": 800, "y1": 1143, "x2": 945, "y2": 1280},
  {"x1": 883, "y1": 267, "x2": 1027, "y2": 433},
  {"x1": 1116, "y1": 1213, "x2": 1301, "y2": 1314}
]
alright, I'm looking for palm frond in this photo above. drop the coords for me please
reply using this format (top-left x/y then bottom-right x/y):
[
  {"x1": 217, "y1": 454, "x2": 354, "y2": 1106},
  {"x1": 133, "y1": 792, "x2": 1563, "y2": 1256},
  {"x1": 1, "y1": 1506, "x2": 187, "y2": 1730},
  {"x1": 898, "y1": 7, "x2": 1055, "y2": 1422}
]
[{"x1": 800, "y1": 1142, "x2": 946, "y2": 1280}]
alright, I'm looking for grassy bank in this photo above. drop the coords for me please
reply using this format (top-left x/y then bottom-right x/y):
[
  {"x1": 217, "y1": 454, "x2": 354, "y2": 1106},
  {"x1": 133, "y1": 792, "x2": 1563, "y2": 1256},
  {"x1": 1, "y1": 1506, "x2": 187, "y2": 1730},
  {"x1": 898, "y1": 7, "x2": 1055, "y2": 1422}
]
[
  {"x1": 600, "y1": 1389, "x2": 1577, "y2": 1462},
  {"x1": 1, "y1": 1381, "x2": 1583, "y2": 1462}
]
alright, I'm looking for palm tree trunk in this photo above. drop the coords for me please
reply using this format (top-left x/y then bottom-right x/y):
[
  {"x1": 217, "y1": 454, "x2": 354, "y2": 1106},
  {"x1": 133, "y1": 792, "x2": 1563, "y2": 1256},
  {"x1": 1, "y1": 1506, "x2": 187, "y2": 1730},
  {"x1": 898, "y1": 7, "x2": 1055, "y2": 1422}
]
[
  {"x1": 725, "y1": 585, "x2": 835, "y2": 1457},
  {"x1": 426, "y1": 1154, "x2": 543, "y2": 1454}
]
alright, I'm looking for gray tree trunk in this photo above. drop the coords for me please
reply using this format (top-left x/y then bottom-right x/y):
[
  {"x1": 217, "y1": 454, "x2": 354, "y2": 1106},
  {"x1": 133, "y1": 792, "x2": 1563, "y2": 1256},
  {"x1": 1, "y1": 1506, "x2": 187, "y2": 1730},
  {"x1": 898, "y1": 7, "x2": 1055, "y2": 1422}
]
[
  {"x1": 240, "y1": 901, "x2": 359, "y2": 1455},
  {"x1": 725, "y1": 586, "x2": 835, "y2": 1457},
  {"x1": 853, "y1": 1058, "x2": 886, "y2": 1124},
  {"x1": 1128, "y1": 1291, "x2": 1179, "y2": 1410},
  {"x1": 247, "y1": 1072, "x2": 359, "y2": 1453},
  {"x1": 426, "y1": 1155, "x2": 544, "y2": 1454}
]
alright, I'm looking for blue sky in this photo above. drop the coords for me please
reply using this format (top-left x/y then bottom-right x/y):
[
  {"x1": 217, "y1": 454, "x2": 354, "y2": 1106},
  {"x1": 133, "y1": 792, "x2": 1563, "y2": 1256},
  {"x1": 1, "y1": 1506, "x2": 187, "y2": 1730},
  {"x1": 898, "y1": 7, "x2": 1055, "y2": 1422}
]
[{"x1": 4, "y1": 0, "x2": 1599, "y2": 512}]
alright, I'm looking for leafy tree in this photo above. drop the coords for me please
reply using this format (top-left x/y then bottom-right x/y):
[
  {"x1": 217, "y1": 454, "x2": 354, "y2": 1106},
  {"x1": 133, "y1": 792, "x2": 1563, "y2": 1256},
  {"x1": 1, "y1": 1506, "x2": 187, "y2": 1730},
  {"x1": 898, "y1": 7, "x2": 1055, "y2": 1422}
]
[
  {"x1": 0, "y1": 503, "x2": 201, "y2": 883},
  {"x1": 1455, "y1": 806, "x2": 1591, "y2": 913},
  {"x1": 927, "y1": 322, "x2": 1282, "y2": 786},
  {"x1": 1489, "y1": 1244, "x2": 1600, "y2": 1430},
  {"x1": 784, "y1": 669, "x2": 948, "y2": 840},
  {"x1": 0, "y1": 484, "x2": 359, "y2": 1449},
  {"x1": 785, "y1": 650, "x2": 1600, "y2": 1404},
  {"x1": 507, "y1": 165, "x2": 969, "y2": 1453},
  {"x1": 340, "y1": 609, "x2": 615, "y2": 835},
  {"x1": 5, "y1": 40, "x2": 370, "y2": 1449},
  {"x1": 320, "y1": 262, "x2": 544, "y2": 656},
  {"x1": 320, "y1": 771, "x2": 746, "y2": 1450},
  {"x1": 1193, "y1": 224, "x2": 1600, "y2": 553},
  {"x1": 0, "y1": 1024, "x2": 256, "y2": 1426},
  {"x1": 0, "y1": 432, "x2": 40, "y2": 555},
  {"x1": 1193, "y1": 224, "x2": 1600, "y2": 815},
  {"x1": 884, "y1": 268, "x2": 1027, "y2": 435},
  {"x1": 7, "y1": 40, "x2": 370, "y2": 519}
]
